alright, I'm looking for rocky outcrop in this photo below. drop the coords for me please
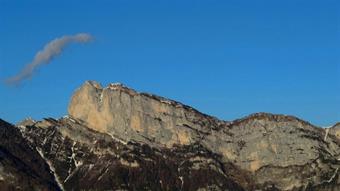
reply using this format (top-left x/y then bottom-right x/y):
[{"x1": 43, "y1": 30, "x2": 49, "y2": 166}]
[
  {"x1": 329, "y1": 123, "x2": 340, "y2": 140},
  {"x1": 14, "y1": 114, "x2": 340, "y2": 190},
  {"x1": 68, "y1": 81, "x2": 223, "y2": 147},
  {"x1": 68, "y1": 81, "x2": 340, "y2": 173},
  {"x1": 2, "y1": 80, "x2": 340, "y2": 190},
  {"x1": 0, "y1": 119, "x2": 61, "y2": 191},
  {"x1": 219, "y1": 114, "x2": 340, "y2": 190}
]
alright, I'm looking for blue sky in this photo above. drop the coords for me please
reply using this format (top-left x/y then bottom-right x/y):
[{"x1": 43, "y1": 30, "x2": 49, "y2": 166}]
[{"x1": 0, "y1": 0, "x2": 339, "y2": 126}]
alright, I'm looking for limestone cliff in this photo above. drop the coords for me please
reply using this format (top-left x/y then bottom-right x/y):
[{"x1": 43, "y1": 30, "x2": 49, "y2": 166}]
[
  {"x1": 68, "y1": 81, "x2": 222, "y2": 147},
  {"x1": 1, "y1": 80, "x2": 339, "y2": 191},
  {"x1": 68, "y1": 81, "x2": 340, "y2": 174}
]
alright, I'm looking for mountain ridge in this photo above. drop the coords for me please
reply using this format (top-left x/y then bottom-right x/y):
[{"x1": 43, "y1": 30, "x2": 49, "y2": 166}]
[
  {"x1": 72, "y1": 80, "x2": 335, "y2": 129},
  {"x1": 0, "y1": 80, "x2": 339, "y2": 190}
]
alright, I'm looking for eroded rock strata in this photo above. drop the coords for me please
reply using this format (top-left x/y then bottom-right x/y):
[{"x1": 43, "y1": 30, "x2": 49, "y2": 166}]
[{"x1": 0, "y1": 81, "x2": 339, "y2": 191}]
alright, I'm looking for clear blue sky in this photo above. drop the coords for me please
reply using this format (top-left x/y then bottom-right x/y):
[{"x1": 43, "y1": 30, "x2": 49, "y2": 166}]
[{"x1": 0, "y1": 0, "x2": 339, "y2": 126}]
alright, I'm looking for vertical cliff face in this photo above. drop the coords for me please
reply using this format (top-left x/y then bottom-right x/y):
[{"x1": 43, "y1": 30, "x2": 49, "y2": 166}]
[
  {"x1": 68, "y1": 81, "x2": 340, "y2": 180},
  {"x1": 3, "y1": 80, "x2": 339, "y2": 191},
  {"x1": 68, "y1": 81, "x2": 222, "y2": 147}
]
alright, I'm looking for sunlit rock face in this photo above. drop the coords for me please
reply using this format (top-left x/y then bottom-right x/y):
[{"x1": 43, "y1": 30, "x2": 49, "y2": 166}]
[
  {"x1": 67, "y1": 81, "x2": 340, "y2": 185},
  {"x1": 9, "y1": 114, "x2": 340, "y2": 190},
  {"x1": 4, "y1": 80, "x2": 338, "y2": 190},
  {"x1": 68, "y1": 80, "x2": 222, "y2": 147}
]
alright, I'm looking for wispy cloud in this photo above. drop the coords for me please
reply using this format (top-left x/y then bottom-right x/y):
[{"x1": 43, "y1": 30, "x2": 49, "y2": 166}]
[{"x1": 5, "y1": 33, "x2": 93, "y2": 85}]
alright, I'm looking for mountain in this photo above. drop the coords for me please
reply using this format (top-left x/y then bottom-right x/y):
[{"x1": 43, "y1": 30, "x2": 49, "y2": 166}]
[
  {"x1": 1, "y1": 80, "x2": 339, "y2": 191},
  {"x1": 0, "y1": 119, "x2": 61, "y2": 190}
]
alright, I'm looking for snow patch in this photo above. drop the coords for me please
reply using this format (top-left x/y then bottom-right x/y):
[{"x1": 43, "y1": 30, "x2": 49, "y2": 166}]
[
  {"x1": 120, "y1": 158, "x2": 139, "y2": 167},
  {"x1": 98, "y1": 167, "x2": 110, "y2": 181},
  {"x1": 25, "y1": 117, "x2": 36, "y2": 123},
  {"x1": 64, "y1": 116, "x2": 76, "y2": 123},
  {"x1": 42, "y1": 137, "x2": 48, "y2": 145},
  {"x1": 324, "y1": 128, "x2": 330, "y2": 141},
  {"x1": 69, "y1": 118, "x2": 76, "y2": 123},
  {"x1": 64, "y1": 142, "x2": 86, "y2": 183},
  {"x1": 71, "y1": 142, "x2": 82, "y2": 168},
  {"x1": 36, "y1": 147, "x2": 65, "y2": 191},
  {"x1": 179, "y1": 176, "x2": 184, "y2": 189},
  {"x1": 88, "y1": 164, "x2": 94, "y2": 170},
  {"x1": 327, "y1": 168, "x2": 339, "y2": 183},
  {"x1": 108, "y1": 133, "x2": 128, "y2": 145},
  {"x1": 17, "y1": 125, "x2": 27, "y2": 137}
]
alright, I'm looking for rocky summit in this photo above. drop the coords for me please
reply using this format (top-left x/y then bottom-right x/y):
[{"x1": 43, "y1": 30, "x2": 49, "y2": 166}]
[{"x1": 0, "y1": 80, "x2": 339, "y2": 191}]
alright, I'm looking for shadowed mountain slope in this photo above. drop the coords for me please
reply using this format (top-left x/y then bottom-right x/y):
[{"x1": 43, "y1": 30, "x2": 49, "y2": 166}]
[{"x1": 0, "y1": 119, "x2": 61, "y2": 191}]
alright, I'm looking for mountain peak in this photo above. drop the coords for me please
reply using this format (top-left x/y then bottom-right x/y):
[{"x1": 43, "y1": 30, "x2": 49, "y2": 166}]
[
  {"x1": 68, "y1": 80, "x2": 221, "y2": 147},
  {"x1": 17, "y1": 117, "x2": 36, "y2": 127},
  {"x1": 231, "y1": 112, "x2": 316, "y2": 128},
  {"x1": 3, "y1": 80, "x2": 340, "y2": 190}
]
